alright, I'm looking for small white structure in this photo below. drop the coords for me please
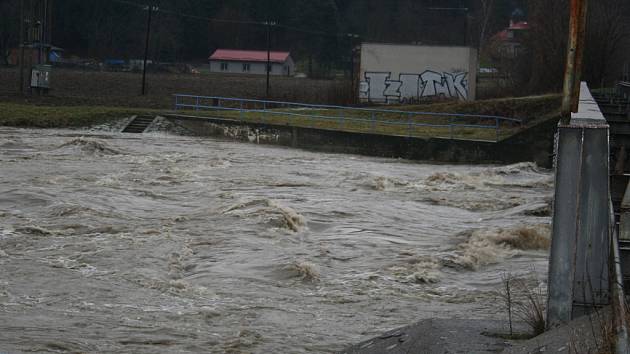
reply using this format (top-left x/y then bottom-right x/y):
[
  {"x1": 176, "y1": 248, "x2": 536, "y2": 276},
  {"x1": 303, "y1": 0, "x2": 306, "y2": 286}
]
[
  {"x1": 209, "y1": 49, "x2": 295, "y2": 76},
  {"x1": 358, "y1": 43, "x2": 478, "y2": 103}
]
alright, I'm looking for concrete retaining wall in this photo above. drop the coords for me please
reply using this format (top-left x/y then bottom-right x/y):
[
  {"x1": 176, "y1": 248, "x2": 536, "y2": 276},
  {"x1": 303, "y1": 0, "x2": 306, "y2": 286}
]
[{"x1": 165, "y1": 114, "x2": 558, "y2": 167}]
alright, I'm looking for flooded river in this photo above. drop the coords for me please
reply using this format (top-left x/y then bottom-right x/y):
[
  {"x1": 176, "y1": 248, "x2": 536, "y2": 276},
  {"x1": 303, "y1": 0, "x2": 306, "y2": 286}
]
[{"x1": 0, "y1": 127, "x2": 553, "y2": 353}]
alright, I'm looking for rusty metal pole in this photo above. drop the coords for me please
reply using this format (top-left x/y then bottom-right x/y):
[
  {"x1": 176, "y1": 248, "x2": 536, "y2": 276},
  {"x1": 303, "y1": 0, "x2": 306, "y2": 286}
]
[
  {"x1": 141, "y1": 5, "x2": 154, "y2": 96},
  {"x1": 571, "y1": 0, "x2": 588, "y2": 112},
  {"x1": 561, "y1": 0, "x2": 589, "y2": 124}
]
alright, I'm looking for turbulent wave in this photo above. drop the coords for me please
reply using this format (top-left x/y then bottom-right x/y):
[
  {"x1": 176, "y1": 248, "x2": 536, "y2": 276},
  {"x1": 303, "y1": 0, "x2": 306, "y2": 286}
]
[
  {"x1": 282, "y1": 261, "x2": 321, "y2": 282},
  {"x1": 389, "y1": 257, "x2": 441, "y2": 284},
  {"x1": 372, "y1": 176, "x2": 409, "y2": 191},
  {"x1": 268, "y1": 200, "x2": 307, "y2": 232},
  {"x1": 490, "y1": 162, "x2": 543, "y2": 175},
  {"x1": 388, "y1": 224, "x2": 550, "y2": 283},
  {"x1": 425, "y1": 195, "x2": 524, "y2": 212},
  {"x1": 0, "y1": 138, "x2": 31, "y2": 149},
  {"x1": 223, "y1": 198, "x2": 307, "y2": 232},
  {"x1": 445, "y1": 224, "x2": 551, "y2": 270},
  {"x1": 424, "y1": 162, "x2": 552, "y2": 191},
  {"x1": 16, "y1": 225, "x2": 53, "y2": 236},
  {"x1": 57, "y1": 138, "x2": 123, "y2": 155},
  {"x1": 357, "y1": 163, "x2": 552, "y2": 212},
  {"x1": 420, "y1": 163, "x2": 552, "y2": 211},
  {"x1": 49, "y1": 256, "x2": 98, "y2": 276}
]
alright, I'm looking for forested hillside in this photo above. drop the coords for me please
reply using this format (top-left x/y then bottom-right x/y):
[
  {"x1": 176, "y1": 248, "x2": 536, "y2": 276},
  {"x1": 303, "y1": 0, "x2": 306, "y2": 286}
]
[
  {"x1": 0, "y1": 0, "x2": 628, "y2": 92},
  {"x1": 1, "y1": 1, "x2": 523, "y2": 62}
]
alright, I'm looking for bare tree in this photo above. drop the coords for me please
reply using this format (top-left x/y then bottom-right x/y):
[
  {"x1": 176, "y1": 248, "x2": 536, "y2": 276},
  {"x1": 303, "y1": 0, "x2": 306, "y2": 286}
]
[
  {"x1": 477, "y1": 0, "x2": 495, "y2": 51},
  {"x1": 523, "y1": 0, "x2": 630, "y2": 94},
  {"x1": 584, "y1": 0, "x2": 630, "y2": 87},
  {"x1": 0, "y1": 0, "x2": 20, "y2": 65},
  {"x1": 524, "y1": 0, "x2": 570, "y2": 94}
]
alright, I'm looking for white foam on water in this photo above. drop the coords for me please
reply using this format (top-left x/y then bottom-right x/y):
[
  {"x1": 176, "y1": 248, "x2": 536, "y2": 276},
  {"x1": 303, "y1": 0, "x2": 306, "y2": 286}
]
[{"x1": 56, "y1": 137, "x2": 124, "y2": 155}]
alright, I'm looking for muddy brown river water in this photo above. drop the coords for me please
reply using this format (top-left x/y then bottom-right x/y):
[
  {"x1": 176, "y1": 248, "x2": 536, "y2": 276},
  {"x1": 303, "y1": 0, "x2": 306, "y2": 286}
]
[{"x1": 0, "y1": 127, "x2": 553, "y2": 353}]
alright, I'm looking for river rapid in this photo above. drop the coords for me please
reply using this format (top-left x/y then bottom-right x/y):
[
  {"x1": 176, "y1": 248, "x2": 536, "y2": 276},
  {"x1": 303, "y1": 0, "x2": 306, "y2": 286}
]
[{"x1": 0, "y1": 127, "x2": 553, "y2": 353}]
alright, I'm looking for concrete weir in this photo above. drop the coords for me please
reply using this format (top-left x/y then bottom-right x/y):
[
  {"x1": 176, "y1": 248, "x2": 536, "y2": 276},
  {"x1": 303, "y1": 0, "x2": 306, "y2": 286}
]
[{"x1": 164, "y1": 114, "x2": 558, "y2": 167}]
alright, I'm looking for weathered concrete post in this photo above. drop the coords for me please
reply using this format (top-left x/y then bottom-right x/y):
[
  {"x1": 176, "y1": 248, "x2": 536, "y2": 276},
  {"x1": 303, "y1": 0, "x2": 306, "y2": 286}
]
[{"x1": 547, "y1": 83, "x2": 611, "y2": 328}]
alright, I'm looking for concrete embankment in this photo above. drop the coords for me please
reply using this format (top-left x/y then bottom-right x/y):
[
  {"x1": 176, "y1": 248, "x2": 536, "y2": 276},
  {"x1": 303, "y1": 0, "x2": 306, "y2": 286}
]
[
  {"x1": 165, "y1": 114, "x2": 559, "y2": 167},
  {"x1": 339, "y1": 319, "x2": 527, "y2": 354},
  {"x1": 339, "y1": 311, "x2": 609, "y2": 354}
]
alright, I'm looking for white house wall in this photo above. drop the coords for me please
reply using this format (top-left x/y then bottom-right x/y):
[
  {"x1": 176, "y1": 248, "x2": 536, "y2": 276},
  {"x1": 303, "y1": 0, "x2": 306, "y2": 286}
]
[
  {"x1": 209, "y1": 61, "x2": 293, "y2": 76},
  {"x1": 359, "y1": 43, "x2": 478, "y2": 103}
]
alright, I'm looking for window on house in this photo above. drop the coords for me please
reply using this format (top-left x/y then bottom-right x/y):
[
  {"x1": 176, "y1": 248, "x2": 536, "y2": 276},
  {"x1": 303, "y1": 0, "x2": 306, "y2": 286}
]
[
  {"x1": 220, "y1": 62, "x2": 229, "y2": 71},
  {"x1": 242, "y1": 63, "x2": 250, "y2": 72}
]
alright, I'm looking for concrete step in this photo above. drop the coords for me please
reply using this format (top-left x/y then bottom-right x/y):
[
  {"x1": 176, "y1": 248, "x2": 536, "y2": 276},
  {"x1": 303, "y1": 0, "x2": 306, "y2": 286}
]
[{"x1": 122, "y1": 116, "x2": 156, "y2": 134}]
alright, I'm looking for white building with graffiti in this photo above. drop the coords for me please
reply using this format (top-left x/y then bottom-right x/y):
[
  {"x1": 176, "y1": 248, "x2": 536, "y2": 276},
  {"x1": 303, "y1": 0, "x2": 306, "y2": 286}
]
[{"x1": 358, "y1": 43, "x2": 478, "y2": 103}]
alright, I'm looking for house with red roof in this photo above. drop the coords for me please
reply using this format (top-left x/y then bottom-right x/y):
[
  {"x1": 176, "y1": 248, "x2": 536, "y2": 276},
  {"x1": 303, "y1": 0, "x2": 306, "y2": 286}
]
[
  {"x1": 490, "y1": 20, "x2": 529, "y2": 59},
  {"x1": 209, "y1": 49, "x2": 295, "y2": 76}
]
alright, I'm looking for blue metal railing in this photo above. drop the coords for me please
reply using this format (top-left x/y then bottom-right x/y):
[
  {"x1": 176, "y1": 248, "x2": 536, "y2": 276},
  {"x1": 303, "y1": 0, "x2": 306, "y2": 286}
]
[{"x1": 172, "y1": 94, "x2": 523, "y2": 142}]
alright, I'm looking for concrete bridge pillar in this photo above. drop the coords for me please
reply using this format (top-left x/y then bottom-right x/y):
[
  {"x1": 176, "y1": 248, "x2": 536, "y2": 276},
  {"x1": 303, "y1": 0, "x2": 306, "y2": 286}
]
[{"x1": 547, "y1": 83, "x2": 611, "y2": 328}]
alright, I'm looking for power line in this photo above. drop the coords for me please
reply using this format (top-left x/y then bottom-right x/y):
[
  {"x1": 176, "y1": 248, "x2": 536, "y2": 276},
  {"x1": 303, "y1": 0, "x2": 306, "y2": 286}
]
[{"x1": 109, "y1": 0, "x2": 367, "y2": 40}]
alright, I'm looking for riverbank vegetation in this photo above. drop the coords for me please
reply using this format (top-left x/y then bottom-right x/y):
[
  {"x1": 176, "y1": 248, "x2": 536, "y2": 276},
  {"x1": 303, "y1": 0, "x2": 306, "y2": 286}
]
[{"x1": 0, "y1": 102, "x2": 147, "y2": 128}]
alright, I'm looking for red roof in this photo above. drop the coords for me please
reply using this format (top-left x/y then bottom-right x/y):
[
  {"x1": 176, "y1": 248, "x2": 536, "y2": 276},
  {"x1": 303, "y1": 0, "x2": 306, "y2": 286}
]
[
  {"x1": 209, "y1": 49, "x2": 291, "y2": 63},
  {"x1": 509, "y1": 21, "x2": 529, "y2": 30},
  {"x1": 493, "y1": 21, "x2": 530, "y2": 41}
]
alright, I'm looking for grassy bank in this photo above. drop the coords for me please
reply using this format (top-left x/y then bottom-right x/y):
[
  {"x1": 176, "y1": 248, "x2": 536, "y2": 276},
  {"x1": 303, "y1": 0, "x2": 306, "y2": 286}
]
[
  {"x1": 0, "y1": 102, "x2": 149, "y2": 128},
  {"x1": 0, "y1": 94, "x2": 561, "y2": 141},
  {"x1": 397, "y1": 94, "x2": 561, "y2": 123}
]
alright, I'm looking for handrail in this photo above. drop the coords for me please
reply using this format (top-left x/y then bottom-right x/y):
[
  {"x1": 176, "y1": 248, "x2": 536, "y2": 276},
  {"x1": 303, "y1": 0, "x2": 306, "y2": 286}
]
[
  {"x1": 171, "y1": 94, "x2": 524, "y2": 142},
  {"x1": 611, "y1": 199, "x2": 629, "y2": 354},
  {"x1": 172, "y1": 94, "x2": 523, "y2": 123}
]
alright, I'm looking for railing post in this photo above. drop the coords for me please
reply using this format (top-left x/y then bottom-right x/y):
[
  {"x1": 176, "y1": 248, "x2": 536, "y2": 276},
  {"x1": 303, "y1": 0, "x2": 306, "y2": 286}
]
[
  {"x1": 240, "y1": 100, "x2": 244, "y2": 121},
  {"x1": 195, "y1": 97, "x2": 199, "y2": 111},
  {"x1": 449, "y1": 117, "x2": 454, "y2": 139},
  {"x1": 496, "y1": 118, "x2": 500, "y2": 141},
  {"x1": 174, "y1": 95, "x2": 178, "y2": 111},
  {"x1": 263, "y1": 102, "x2": 267, "y2": 123},
  {"x1": 371, "y1": 112, "x2": 376, "y2": 132},
  {"x1": 408, "y1": 113, "x2": 413, "y2": 137},
  {"x1": 340, "y1": 110, "x2": 345, "y2": 129}
]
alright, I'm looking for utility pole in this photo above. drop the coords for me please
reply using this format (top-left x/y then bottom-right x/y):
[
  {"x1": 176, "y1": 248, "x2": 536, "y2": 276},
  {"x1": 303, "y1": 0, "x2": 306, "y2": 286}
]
[
  {"x1": 19, "y1": 0, "x2": 25, "y2": 93},
  {"x1": 347, "y1": 34, "x2": 360, "y2": 104},
  {"x1": 141, "y1": 4, "x2": 156, "y2": 96},
  {"x1": 560, "y1": 0, "x2": 589, "y2": 123},
  {"x1": 43, "y1": 0, "x2": 48, "y2": 63},
  {"x1": 265, "y1": 20, "x2": 271, "y2": 98}
]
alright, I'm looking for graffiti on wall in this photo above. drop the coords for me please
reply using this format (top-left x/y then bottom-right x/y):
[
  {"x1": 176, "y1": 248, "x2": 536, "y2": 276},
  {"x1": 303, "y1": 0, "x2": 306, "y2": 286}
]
[{"x1": 359, "y1": 70, "x2": 469, "y2": 103}]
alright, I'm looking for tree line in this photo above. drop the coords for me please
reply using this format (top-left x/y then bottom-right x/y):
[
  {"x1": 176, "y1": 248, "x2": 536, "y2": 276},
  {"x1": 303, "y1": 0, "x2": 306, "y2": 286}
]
[{"x1": 0, "y1": 0, "x2": 628, "y2": 93}]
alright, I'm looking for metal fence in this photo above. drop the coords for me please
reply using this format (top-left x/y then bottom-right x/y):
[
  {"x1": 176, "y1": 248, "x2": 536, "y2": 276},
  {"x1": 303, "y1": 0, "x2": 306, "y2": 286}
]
[{"x1": 173, "y1": 94, "x2": 523, "y2": 142}]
